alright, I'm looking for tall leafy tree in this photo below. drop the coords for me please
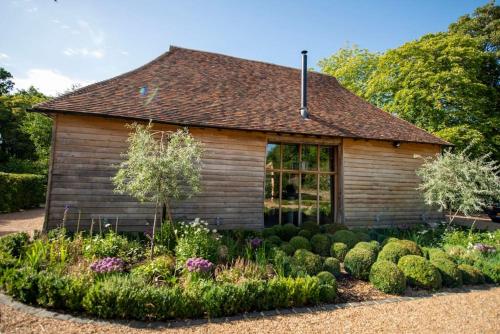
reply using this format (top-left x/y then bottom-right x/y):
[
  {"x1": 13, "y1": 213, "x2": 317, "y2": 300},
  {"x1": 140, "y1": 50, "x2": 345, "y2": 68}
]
[
  {"x1": 318, "y1": 45, "x2": 379, "y2": 98},
  {"x1": 0, "y1": 68, "x2": 14, "y2": 96}
]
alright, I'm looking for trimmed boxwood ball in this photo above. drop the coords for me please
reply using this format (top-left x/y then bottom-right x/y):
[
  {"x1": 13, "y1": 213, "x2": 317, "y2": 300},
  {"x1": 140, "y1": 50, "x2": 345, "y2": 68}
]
[
  {"x1": 279, "y1": 242, "x2": 295, "y2": 256},
  {"x1": 355, "y1": 232, "x2": 371, "y2": 242},
  {"x1": 381, "y1": 237, "x2": 400, "y2": 246},
  {"x1": 293, "y1": 249, "x2": 323, "y2": 275},
  {"x1": 331, "y1": 230, "x2": 359, "y2": 249},
  {"x1": 397, "y1": 255, "x2": 442, "y2": 290},
  {"x1": 331, "y1": 242, "x2": 349, "y2": 261},
  {"x1": 289, "y1": 236, "x2": 311, "y2": 251},
  {"x1": 343, "y1": 247, "x2": 376, "y2": 280},
  {"x1": 310, "y1": 234, "x2": 331, "y2": 256},
  {"x1": 276, "y1": 224, "x2": 299, "y2": 241},
  {"x1": 430, "y1": 258, "x2": 463, "y2": 287},
  {"x1": 458, "y1": 264, "x2": 485, "y2": 285},
  {"x1": 298, "y1": 229, "x2": 312, "y2": 239},
  {"x1": 301, "y1": 221, "x2": 321, "y2": 235},
  {"x1": 369, "y1": 260, "x2": 406, "y2": 294},
  {"x1": 354, "y1": 241, "x2": 379, "y2": 254},
  {"x1": 377, "y1": 240, "x2": 421, "y2": 264},
  {"x1": 261, "y1": 228, "x2": 276, "y2": 238},
  {"x1": 265, "y1": 235, "x2": 282, "y2": 246},
  {"x1": 321, "y1": 223, "x2": 348, "y2": 235},
  {"x1": 323, "y1": 257, "x2": 341, "y2": 277},
  {"x1": 316, "y1": 271, "x2": 336, "y2": 285},
  {"x1": 427, "y1": 248, "x2": 453, "y2": 262}
]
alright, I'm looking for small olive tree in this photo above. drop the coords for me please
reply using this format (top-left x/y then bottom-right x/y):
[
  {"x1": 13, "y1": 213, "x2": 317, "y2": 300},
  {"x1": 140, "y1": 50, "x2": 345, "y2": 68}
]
[
  {"x1": 113, "y1": 123, "x2": 203, "y2": 257},
  {"x1": 416, "y1": 148, "x2": 500, "y2": 224}
]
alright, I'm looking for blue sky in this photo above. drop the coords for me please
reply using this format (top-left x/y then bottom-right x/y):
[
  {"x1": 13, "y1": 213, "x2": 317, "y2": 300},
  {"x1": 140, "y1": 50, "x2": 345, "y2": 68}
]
[{"x1": 0, "y1": 0, "x2": 488, "y2": 96}]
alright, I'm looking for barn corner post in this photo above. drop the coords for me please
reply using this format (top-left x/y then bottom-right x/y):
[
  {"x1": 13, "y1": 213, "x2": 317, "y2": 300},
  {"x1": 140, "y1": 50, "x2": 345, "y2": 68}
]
[{"x1": 42, "y1": 113, "x2": 58, "y2": 233}]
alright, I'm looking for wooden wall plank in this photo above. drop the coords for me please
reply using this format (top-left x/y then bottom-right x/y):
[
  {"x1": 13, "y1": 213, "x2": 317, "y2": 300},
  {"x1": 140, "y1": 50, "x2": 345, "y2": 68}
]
[{"x1": 342, "y1": 138, "x2": 441, "y2": 228}]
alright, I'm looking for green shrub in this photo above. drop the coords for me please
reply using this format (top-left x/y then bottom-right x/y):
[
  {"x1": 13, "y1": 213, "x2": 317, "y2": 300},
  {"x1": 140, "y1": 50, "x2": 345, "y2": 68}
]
[
  {"x1": 316, "y1": 271, "x2": 336, "y2": 285},
  {"x1": 83, "y1": 232, "x2": 144, "y2": 263},
  {"x1": 271, "y1": 225, "x2": 283, "y2": 237},
  {"x1": 36, "y1": 272, "x2": 89, "y2": 311},
  {"x1": 301, "y1": 221, "x2": 321, "y2": 235},
  {"x1": 381, "y1": 237, "x2": 400, "y2": 246},
  {"x1": 473, "y1": 256, "x2": 500, "y2": 283},
  {"x1": 0, "y1": 172, "x2": 46, "y2": 213},
  {"x1": 355, "y1": 232, "x2": 371, "y2": 242},
  {"x1": 344, "y1": 248, "x2": 376, "y2": 280},
  {"x1": 1, "y1": 267, "x2": 39, "y2": 304},
  {"x1": 279, "y1": 242, "x2": 295, "y2": 256},
  {"x1": 427, "y1": 248, "x2": 453, "y2": 262},
  {"x1": 261, "y1": 228, "x2": 276, "y2": 238},
  {"x1": 378, "y1": 240, "x2": 421, "y2": 264},
  {"x1": 397, "y1": 255, "x2": 442, "y2": 290},
  {"x1": 310, "y1": 234, "x2": 331, "y2": 256},
  {"x1": 0, "y1": 232, "x2": 30, "y2": 257},
  {"x1": 331, "y1": 230, "x2": 359, "y2": 249},
  {"x1": 458, "y1": 264, "x2": 485, "y2": 284},
  {"x1": 293, "y1": 249, "x2": 322, "y2": 275},
  {"x1": 298, "y1": 229, "x2": 312, "y2": 239},
  {"x1": 430, "y1": 258, "x2": 462, "y2": 287},
  {"x1": 265, "y1": 235, "x2": 282, "y2": 246},
  {"x1": 132, "y1": 255, "x2": 176, "y2": 283},
  {"x1": 175, "y1": 221, "x2": 220, "y2": 265},
  {"x1": 354, "y1": 241, "x2": 379, "y2": 254},
  {"x1": 289, "y1": 236, "x2": 311, "y2": 251},
  {"x1": 276, "y1": 224, "x2": 299, "y2": 241},
  {"x1": 321, "y1": 223, "x2": 348, "y2": 234},
  {"x1": 322, "y1": 257, "x2": 341, "y2": 277},
  {"x1": 369, "y1": 260, "x2": 406, "y2": 294},
  {"x1": 331, "y1": 242, "x2": 349, "y2": 261}
]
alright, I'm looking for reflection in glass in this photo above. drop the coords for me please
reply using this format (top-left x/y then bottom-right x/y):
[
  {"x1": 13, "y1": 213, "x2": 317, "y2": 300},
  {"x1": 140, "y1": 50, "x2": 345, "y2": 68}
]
[
  {"x1": 320, "y1": 146, "x2": 335, "y2": 172},
  {"x1": 282, "y1": 144, "x2": 299, "y2": 170},
  {"x1": 281, "y1": 173, "x2": 299, "y2": 225},
  {"x1": 266, "y1": 143, "x2": 280, "y2": 170},
  {"x1": 301, "y1": 145, "x2": 318, "y2": 171},
  {"x1": 319, "y1": 175, "x2": 334, "y2": 224},
  {"x1": 264, "y1": 172, "x2": 280, "y2": 227},
  {"x1": 301, "y1": 174, "x2": 318, "y2": 223}
]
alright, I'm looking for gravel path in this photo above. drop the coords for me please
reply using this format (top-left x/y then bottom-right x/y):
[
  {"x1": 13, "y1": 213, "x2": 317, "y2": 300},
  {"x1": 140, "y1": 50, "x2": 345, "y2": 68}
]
[
  {"x1": 0, "y1": 288, "x2": 498, "y2": 334},
  {"x1": 0, "y1": 208, "x2": 44, "y2": 237}
]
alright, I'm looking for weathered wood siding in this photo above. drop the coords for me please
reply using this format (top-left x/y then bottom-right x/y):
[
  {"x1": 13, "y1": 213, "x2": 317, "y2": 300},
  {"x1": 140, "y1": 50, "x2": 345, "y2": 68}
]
[
  {"x1": 342, "y1": 138, "x2": 442, "y2": 228},
  {"x1": 46, "y1": 114, "x2": 266, "y2": 231}
]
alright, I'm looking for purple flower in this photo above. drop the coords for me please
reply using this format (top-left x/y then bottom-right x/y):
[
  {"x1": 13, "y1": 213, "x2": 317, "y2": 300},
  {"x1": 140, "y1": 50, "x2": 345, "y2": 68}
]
[
  {"x1": 185, "y1": 257, "x2": 213, "y2": 273},
  {"x1": 249, "y1": 237, "x2": 263, "y2": 249},
  {"x1": 90, "y1": 257, "x2": 125, "y2": 274},
  {"x1": 472, "y1": 243, "x2": 496, "y2": 254}
]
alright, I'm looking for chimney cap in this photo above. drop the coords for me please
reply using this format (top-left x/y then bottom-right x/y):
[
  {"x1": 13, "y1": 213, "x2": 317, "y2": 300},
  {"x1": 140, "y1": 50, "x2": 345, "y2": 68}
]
[{"x1": 301, "y1": 50, "x2": 308, "y2": 55}]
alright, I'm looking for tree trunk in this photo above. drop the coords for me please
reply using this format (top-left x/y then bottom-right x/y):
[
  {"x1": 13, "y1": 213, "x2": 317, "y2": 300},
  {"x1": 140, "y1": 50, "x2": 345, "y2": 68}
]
[{"x1": 150, "y1": 199, "x2": 159, "y2": 259}]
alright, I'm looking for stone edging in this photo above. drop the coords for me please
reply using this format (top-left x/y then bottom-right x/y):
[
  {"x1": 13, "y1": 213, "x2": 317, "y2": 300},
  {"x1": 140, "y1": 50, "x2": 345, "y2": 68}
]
[{"x1": 0, "y1": 285, "x2": 497, "y2": 329}]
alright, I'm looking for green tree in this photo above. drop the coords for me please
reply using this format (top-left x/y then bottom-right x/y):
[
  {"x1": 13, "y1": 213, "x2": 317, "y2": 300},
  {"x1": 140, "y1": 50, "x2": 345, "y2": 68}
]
[
  {"x1": 113, "y1": 123, "x2": 203, "y2": 257},
  {"x1": 433, "y1": 125, "x2": 487, "y2": 157},
  {"x1": 318, "y1": 45, "x2": 379, "y2": 98},
  {"x1": 0, "y1": 68, "x2": 14, "y2": 96},
  {"x1": 417, "y1": 148, "x2": 500, "y2": 223}
]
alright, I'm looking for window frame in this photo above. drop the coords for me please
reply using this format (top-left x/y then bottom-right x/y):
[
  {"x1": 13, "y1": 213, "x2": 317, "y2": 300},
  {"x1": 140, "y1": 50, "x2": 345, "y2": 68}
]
[{"x1": 265, "y1": 142, "x2": 338, "y2": 226}]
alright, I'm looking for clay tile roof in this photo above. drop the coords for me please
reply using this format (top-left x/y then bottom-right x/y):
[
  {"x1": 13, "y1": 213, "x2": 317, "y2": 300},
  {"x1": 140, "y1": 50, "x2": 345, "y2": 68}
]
[{"x1": 34, "y1": 46, "x2": 448, "y2": 145}]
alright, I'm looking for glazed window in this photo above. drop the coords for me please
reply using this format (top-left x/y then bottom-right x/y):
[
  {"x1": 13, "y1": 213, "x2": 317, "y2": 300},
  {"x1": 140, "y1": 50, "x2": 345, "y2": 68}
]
[{"x1": 264, "y1": 142, "x2": 337, "y2": 227}]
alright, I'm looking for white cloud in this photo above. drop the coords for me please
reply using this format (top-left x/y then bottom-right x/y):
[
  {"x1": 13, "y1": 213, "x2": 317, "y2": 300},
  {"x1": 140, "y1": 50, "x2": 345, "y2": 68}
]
[
  {"x1": 63, "y1": 47, "x2": 104, "y2": 59},
  {"x1": 14, "y1": 69, "x2": 94, "y2": 96},
  {"x1": 120, "y1": 51, "x2": 129, "y2": 56},
  {"x1": 0, "y1": 53, "x2": 9, "y2": 60}
]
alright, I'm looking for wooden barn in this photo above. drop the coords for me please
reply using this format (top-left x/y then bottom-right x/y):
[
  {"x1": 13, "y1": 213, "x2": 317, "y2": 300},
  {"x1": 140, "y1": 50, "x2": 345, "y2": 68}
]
[{"x1": 33, "y1": 46, "x2": 448, "y2": 232}]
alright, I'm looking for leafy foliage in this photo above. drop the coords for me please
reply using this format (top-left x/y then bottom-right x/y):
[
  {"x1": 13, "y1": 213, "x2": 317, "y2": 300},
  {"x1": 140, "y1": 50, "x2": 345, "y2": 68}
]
[
  {"x1": 397, "y1": 255, "x2": 442, "y2": 290},
  {"x1": 369, "y1": 260, "x2": 406, "y2": 294},
  {"x1": 417, "y1": 149, "x2": 500, "y2": 217},
  {"x1": 344, "y1": 247, "x2": 376, "y2": 280}
]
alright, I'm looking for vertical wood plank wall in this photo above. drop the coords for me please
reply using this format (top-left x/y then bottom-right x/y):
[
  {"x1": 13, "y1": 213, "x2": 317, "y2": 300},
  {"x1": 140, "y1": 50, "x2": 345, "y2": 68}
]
[
  {"x1": 46, "y1": 114, "x2": 266, "y2": 231},
  {"x1": 342, "y1": 138, "x2": 442, "y2": 228}
]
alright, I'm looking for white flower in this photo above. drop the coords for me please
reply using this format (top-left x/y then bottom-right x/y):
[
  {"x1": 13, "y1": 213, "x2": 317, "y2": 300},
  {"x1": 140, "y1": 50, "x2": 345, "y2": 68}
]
[{"x1": 212, "y1": 229, "x2": 217, "y2": 233}]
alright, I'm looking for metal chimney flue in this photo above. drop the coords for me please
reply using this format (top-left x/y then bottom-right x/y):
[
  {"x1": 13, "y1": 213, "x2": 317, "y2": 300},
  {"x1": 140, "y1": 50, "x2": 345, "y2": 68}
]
[{"x1": 300, "y1": 50, "x2": 309, "y2": 119}]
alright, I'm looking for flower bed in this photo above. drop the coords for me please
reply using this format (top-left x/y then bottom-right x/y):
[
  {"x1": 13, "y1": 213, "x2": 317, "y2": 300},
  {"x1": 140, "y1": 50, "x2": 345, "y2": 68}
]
[{"x1": 0, "y1": 222, "x2": 497, "y2": 321}]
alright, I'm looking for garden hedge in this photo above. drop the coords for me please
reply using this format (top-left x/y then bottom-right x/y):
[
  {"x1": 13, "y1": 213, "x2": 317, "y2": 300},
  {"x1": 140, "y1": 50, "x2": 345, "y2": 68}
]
[
  {"x1": 0, "y1": 172, "x2": 46, "y2": 213},
  {"x1": 397, "y1": 255, "x2": 442, "y2": 290},
  {"x1": 369, "y1": 260, "x2": 406, "y2": 294}
]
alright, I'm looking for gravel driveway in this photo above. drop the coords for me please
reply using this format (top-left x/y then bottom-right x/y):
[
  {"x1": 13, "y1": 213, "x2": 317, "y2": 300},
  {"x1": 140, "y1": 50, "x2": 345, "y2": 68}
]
[
  {"x1": 0, "y1": 208, "x2": 44, "y2": 237},
  {"x1": 1, "y1": 288, "x2": 499, "y2": 334}
]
